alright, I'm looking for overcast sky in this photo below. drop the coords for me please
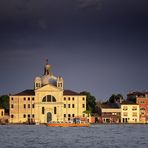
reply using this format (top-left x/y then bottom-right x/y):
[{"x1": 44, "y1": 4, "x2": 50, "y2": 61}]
[{"x1": 0, "y1": 0, "x2": 148, "y2": 100}]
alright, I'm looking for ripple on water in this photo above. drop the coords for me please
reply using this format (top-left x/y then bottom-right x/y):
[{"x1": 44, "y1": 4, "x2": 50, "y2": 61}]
[{"x1": 0, "y1": 124, "x2": 148, "y2": 148}]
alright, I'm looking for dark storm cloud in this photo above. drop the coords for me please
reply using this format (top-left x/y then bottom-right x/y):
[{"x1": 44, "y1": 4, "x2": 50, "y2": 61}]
[{"x1": 0, "y1": 0, "x2": 148, "y2": 98}]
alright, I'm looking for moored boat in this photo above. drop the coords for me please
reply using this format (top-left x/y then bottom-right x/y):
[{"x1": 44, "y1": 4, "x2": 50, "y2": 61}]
[
  {"x1": 46, "y1": 118, "x2": 90, "y2": 127},
  {"x1": 46, "y1": 122, "x2": 90, "y2": 127}
]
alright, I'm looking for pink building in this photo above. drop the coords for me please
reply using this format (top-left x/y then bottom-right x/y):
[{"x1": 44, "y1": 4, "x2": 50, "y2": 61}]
[{"x1": 137, "y1": 97, "x2": 148, "y2": 123}]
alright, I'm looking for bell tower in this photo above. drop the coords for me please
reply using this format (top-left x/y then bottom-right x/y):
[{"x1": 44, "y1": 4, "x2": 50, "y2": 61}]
[
  {"x1": 57, "y1": 76, "x2": 64, "y2": 89},
  {"x1": 34, "y1": 77, "x2": 42, "y2": 89}
]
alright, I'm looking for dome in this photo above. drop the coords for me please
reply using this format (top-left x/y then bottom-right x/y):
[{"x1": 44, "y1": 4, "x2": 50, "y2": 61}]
[{"x1": 41, "y1": 75, "x2": 57, "y2": 86}]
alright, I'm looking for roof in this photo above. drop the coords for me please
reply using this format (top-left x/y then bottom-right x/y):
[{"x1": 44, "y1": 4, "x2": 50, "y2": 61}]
[
  {"x1": 12, "y1": 89, "x2": 35, "y2": 96},
  {"x1": 101, "y1": 103, "x2": 120, "y2": 109},
  {"x1": 127, "y1": 91, "x2": 148, "y2": 96},
  {"x1": 121, "y1": 101, "x2": 138, "y2": 105},
  {"x1": 63, "y1": 90, "x2": 82, "y2": 96}
]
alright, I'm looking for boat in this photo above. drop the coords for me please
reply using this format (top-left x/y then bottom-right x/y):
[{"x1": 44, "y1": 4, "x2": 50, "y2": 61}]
[
  {"x1": 46, "y1": 122, "x2": 90, "y2": 127},
  {"x1": 46, "y1": 118, "x2": 90, "y2": 127}
]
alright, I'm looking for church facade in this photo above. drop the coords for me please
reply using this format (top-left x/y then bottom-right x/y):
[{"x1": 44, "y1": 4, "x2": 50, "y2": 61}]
[{"x1": 9, "y1": 60, "x2": 86, "y2": 123}]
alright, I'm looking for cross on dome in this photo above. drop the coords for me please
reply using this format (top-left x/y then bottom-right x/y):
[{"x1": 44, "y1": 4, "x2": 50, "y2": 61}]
[{"x1": 44, "y1": 59, "x2": 51, "y2": 75}]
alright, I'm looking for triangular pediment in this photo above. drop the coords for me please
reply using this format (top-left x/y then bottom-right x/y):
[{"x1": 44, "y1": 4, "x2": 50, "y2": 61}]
[{"x1": 35, "y1": 84, "x2": 61, "y2": 92}]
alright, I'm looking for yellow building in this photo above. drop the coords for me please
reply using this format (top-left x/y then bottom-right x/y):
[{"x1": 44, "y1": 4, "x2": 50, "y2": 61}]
[
  {"x1": 9, "y1": 60, "x2": 86, "y2": 124},
  {"x1": 121, "y1": 102, "x2": 140, "y2": 123}
]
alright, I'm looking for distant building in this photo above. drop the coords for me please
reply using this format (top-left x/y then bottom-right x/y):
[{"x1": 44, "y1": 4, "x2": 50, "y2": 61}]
[
  {"x1": 136, "y1": 97, "x2": 148, "y2": 123},
  {"x1": 9, "y1": 60, "x2": 86, "y2": 124},
  {"x1": 121, "y1": 101, "x2": 139, "y2": 123},
  {"x1": 0, "y1": 108, "x2": 5, "y2": 123},
  {"x1": 127, "y1": 91, "x2": 148, "y2": 123},
  {"x1": 0, "y1": 108, "x2": 4, "y2": 118},
  {"x1": 101, "y1": 104, "x2": 121, "y2": 123},
  {"x1": 127, "y1": 91, "x2": 148, "y2": 102}
]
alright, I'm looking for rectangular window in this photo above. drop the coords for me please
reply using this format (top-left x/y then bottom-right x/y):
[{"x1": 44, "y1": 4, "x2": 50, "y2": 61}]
[
  {"x1": 1, "y1": 111, "x2": 3, "y2": 116},
  {"x1": 64, "y1": 114, "x2": 66, "y2": 117},
  {"x1": 11, "y1": 104, "x2": 14, "y2": 108},
  {"x1": 83, "y1": 97, "x2": 85, "y2": 101},
  {"x1": 24, "y1": 104, "x2": 26, "y2": 108},
  {"x1": 24, "y1": 97, "x2": 26, "y2": 101},
  {"x1": 68, "y1": 114, "x2": 71, "y2": 121},
  {"x1": 23, "y1": 114, "x2": 26, "y2": 118},
  {"x1": 28, "y1": 97, "x2": 30, "y2": 101},
  {"x1": 32, "y1": 104, "x2": 35, "y2": 108},
  {"x1": 68, "y1": 104, "x2": 70, "y2": 108},
  {"x1": 132, "y1": 112, "x2": 137, "y2": 117},
  {"x1": 140, "y1": 100, "x2": 144, "y2": 103},
  {"x1": 11, "y1": 97, "x2": 13, "y2": 101},
  {"x1": 123, "y1": 112, "x2": 128, "y2": 116},
  {"x1": 54, "y1": 107, "x2": 56, "y2": 114},
  {"x1": 82, "y1": 104, "x2": 85, "y2": 108},
  {"x1": 132, "y1": 106, "x2": 137, "y2": 111},
  {"x1": 72, "y1": 114, "x2": 75, "y2": 117},
  {"x1": 72, "y1": 104, "x2": 75, "y2": 108},
  {"x1": 42, "y1": 107, "x2": 45, "y2": 114},
  {"x1": 28, "y1": 104, "x2": 30, "y2": 108},
  {"x1": 68, "y1": 97, "x2": 70, "y2": 101},
  {"x1": 32, "y1": 114, "x2": 35, "y2": 118},
  {"x1": 64, "y1": 104, "x2": 66, "y2": 108},
  {"x1": 123, "y1": 106, "x2": 128, "y2": 111},
  {"x1": 64, "y1": 97, "x2": 66, "y2": 101},
  {"x1": 32, "y1": 97, "x2": 35, "y2": 101},
  {"x1": 11, "y1": 115, "x2": 14, "y2": 118},
  {"x1": 72, "y1": 97, "x2": 74, "y2": 101},
  {"x1": 123, "y1": 118, "x2": 128, "y2": 123},
  {"x1": 28, "y1": 114, "x2": 30, "y2": 118}
]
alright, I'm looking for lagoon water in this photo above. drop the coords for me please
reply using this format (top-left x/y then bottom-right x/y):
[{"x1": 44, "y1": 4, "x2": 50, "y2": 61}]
[{"x1": 0, "y1": 124, "x2": 148, "y2": 148}]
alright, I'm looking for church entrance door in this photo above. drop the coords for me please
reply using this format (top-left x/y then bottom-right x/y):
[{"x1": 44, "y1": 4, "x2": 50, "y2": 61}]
[{"x1": 47, "y1": 112, "x2": 52, "y2": 122}]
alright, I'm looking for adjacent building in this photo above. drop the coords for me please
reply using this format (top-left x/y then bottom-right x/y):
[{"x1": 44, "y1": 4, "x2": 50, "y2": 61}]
[
  {"x1": 136, "y1": 97, "x2": 148, "y2": 123},
  {"x1": 121, "y1": 101, "x2": 139, "y2": 123},
  {"x1": 101, "y1": 104, "x2": 121, "y2": 123},
  {"x1": 9, "y1": 60, "x2": 86, "y2": 124},
  {"x1": 0, "y1": 108, "x2": 4, "y2": 118},
  {"x1": 0, "y1": 108, "x2": 5, "y2": 123},
  {"x1": 127, "y1": 91, "x2": 148, "y2": 123}
]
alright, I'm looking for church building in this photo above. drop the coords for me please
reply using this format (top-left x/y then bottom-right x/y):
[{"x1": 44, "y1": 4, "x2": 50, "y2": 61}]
[{"x1": 9, "y1": 60, "x2": 86, "y2": 123}]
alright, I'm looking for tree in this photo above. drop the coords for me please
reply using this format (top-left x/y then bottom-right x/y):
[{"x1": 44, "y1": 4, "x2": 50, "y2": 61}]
[
  {"x1": 109, "y1": 94, "x2": 116, "y2": 103},
  {"x1": 80, "y1": 91, "x2": 96, "y2": 114},
  {"x1": 108, "y1": 94, "x2": 124, "y2": 104},
  {"x1": 0, "y1": 95, "x2": 9, "y2": 113},
  {"x1": 95, "y1": 101, "x2": 102, "y2": 116}
]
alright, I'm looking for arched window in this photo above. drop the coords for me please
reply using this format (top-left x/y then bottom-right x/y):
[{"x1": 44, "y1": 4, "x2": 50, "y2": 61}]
[
  {"x1": 42, "y1": 95, "x2": 56, "y2": 102},
  {"x1": 52, "y1": 97, "x2": 56, "y2": 102},
  {"x1": 42, "y1": 97, "x2": 46, "y2": 102},
  {"x1": 47, "y1": 95, "x2": 51, "y2": 102}
]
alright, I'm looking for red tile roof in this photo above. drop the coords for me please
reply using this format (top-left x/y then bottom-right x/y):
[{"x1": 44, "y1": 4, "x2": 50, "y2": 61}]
[
  {"x1": 63, "y1": 90, "x2": 82, "y2": 96},
  {"x1": 12, "y1": 89, "x2": 35, "y2": 96},
  {"x1": 121, "y1": 101, "x2": 138, "y2": 105},
  {"x1": 127, "y1": 91, "x2": 148, "y2": 96},
  {"x1": 11, "y1": 89, "x2": 82, "y2": 96}
]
